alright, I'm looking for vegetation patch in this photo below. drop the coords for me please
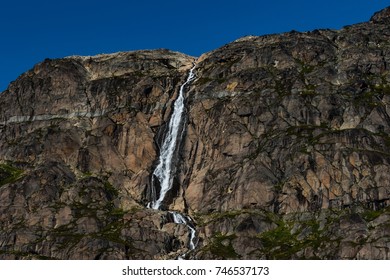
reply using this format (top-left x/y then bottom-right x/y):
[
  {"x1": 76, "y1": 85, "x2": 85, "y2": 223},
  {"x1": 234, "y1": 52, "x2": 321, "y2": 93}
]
[
  {"x1": 0, "y1": 163, "x2": 24, "y2": 186},
  {"x1": 208, "y1": 232, "x2": 239, "y2": 259},
  {"x1": 373, "y1": 83, "x2": 390, "y2": 95},
  {"x1": 361, "y1": 207, "x2": 388, "y2": 222},
  {"x1": 110, "y1": 207, "x2": 127, "y2": 217},
  {"x1": 103, "y1": 180, "x2": 119, "y2": 198},
  {"x1": 257, "y1": 220, "x2": 302, "y2": 259},
  {"x1": 256, "y1": 211, "x2": 340, "y2": 259},
  {"x1": 0, "y1": 250, "x2": 56, "y2": 260}
]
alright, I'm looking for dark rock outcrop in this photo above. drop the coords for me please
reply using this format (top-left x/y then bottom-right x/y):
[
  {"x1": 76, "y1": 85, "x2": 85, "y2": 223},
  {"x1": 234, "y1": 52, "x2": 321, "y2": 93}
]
[{"x1": 1, "y1": 8, "x2": 390, "y2": 259}]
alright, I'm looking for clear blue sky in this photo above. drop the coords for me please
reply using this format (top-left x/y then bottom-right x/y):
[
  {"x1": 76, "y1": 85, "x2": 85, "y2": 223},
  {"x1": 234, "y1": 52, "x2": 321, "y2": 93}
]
[{"x1": 1, "y1": 0, "x2": 389, "y2": 91}]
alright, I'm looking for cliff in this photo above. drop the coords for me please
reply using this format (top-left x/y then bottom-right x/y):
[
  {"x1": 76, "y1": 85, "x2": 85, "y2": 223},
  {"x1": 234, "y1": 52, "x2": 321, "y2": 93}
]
[{"x1": 1, "y1": 7, "x2": 390, "y2": 259}]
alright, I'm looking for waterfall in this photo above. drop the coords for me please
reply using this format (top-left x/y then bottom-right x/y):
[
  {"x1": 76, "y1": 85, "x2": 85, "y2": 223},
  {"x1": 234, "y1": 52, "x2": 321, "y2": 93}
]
[
  {"x1": 170, "y1": 211, "x2": 197, "y2": 250},
  {"x1": 149, "y1": 65, "x2": 196, "y2": 209},
  {"x1": 147, "y1": 64, "x2": 198, "y2": 257}
]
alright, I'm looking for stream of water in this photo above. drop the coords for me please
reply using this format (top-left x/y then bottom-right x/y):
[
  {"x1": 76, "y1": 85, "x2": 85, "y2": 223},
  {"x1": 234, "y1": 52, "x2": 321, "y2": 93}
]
[{"x1": 148, "y1": 64, "x2": 198, "y2": 255}]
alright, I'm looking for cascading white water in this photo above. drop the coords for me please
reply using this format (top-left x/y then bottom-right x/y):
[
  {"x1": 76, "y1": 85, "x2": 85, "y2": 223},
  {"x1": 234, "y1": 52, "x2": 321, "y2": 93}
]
[
  {"x1": 147, "y1": 64, "x2": 198, "y2": 257},
  {"x1": 150, "y1": 65, "x2": 196, "y2": 210},
  {"x1": 171, "y1": 211, "x2": 197, "y2": 250}
]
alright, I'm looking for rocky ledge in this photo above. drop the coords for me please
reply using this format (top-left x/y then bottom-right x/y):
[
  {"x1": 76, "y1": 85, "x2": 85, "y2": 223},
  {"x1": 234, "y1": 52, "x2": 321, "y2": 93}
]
[{"x1": 1, "y1": 8, "x2": 390, "y2": 259}]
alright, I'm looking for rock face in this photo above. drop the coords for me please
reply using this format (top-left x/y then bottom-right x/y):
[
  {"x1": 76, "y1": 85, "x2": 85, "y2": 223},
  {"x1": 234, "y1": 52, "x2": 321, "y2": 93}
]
[{"x1": 1, "y1": 8, "x2": 390, "y2": 259}]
